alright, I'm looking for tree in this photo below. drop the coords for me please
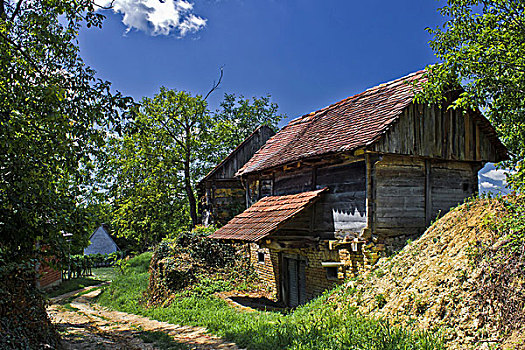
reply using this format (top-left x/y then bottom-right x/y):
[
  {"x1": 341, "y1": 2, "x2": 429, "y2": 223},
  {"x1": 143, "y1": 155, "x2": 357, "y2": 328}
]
[
  {"x1": 0, "y1": 0, "x2": 132, "y2": 260},
  {"x1": 107, "y1": 89, "x2": 283, "y2": 249},
  {"x1": 207, "y1": 93, "x2": 282, "y2": 165},
  {"x1": 105, "y1": 90, "x2": 199, "y2": 251},
  {"x1": 418, "y1": 0, "x2": 525, "y2": 190}
]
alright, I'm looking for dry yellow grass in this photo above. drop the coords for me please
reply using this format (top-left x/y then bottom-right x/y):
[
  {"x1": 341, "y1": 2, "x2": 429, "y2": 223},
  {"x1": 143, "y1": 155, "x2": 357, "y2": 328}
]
[{"x1": 331, "y1": 198, "x2": 525, "y2": 349}]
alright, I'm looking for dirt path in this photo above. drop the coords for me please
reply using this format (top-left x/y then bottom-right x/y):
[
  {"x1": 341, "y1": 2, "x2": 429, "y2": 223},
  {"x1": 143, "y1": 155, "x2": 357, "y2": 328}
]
[{"x1": 48, "y1": 286, "x2": 239, "y2": 350}]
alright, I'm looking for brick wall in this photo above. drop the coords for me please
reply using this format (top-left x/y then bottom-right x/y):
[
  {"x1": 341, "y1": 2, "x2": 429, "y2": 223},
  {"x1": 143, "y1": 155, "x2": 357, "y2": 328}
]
[
  {"x1": 250, "y1": 242, "x2": 354, "y2": 304},
  {"x1": 249, "y1": 244, "x2": 280, "y2": 297},
  {"x1": 36, "y1": 263, "x2": 62, "y2": 289}
]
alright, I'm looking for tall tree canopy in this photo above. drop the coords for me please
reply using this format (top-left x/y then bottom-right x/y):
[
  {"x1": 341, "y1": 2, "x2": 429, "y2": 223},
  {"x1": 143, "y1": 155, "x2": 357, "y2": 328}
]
[
  {"x1": 0, "y1": 0, "x2": 132, "y2": 259},
  {"x1": 107, "y1": 89, "x2": 283, "y2": 251},
  {"x1": 419, "y1": 0, "x2": 525, "y2": 190}
]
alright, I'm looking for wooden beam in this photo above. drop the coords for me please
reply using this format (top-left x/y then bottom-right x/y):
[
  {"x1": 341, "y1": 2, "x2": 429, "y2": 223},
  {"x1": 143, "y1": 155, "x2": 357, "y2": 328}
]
[
  {"x1": 425, "y1": 159, "x2": 432, "y2": 226},
  {"x1": 475, "y1": 123, "x2": 481, "y2": 161},
  {"x1": 365, "y1": 154, "x2": 374, "y2": 235},
  {"x1": 465, "y1": 112, "x2": 471, "y2": 160}
]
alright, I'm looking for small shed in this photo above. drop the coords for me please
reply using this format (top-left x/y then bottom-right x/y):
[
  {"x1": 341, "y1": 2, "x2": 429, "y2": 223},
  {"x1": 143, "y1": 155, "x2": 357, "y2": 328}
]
[
  {"x1": 84, "y1": 224, "x2": 120, "y2": 255},
  {"x1": 198, "y1": 125, "x2": 275, "y2": 226},
  {"x1": 210, "y1": 69, "x2": 508, "y2": 307}
]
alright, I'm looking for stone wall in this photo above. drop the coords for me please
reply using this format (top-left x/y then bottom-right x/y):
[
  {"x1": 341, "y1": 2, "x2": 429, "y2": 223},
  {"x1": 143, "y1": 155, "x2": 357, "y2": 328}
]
[{"x1": 249, "y1": 238, "x2": 406, "y2": 305}]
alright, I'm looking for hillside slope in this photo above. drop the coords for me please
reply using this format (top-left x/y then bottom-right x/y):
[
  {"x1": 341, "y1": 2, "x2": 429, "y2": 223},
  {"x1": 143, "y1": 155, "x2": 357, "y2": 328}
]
[{"x1": 330, "y1": 197, "x2": 524, "y2": 349}]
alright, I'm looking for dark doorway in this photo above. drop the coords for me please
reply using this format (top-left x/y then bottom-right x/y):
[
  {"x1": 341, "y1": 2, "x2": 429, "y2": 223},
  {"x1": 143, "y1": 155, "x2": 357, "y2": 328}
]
[{"x1": 283, "y1": 256, "x2": 306, "y2": 307}]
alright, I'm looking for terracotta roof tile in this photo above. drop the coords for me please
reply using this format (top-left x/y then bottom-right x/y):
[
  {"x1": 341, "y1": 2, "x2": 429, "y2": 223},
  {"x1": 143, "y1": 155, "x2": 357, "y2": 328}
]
[
  {"x1": 236, "y1": 70, "x2": 427, "y2": 176},
  {"x1": 208, "y1": 188, "x2": 327, "y2": 241}
]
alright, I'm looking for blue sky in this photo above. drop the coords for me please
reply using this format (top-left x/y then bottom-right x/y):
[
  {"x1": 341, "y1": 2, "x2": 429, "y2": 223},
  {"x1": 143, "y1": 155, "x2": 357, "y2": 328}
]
[{"x1": 80, "y1": 0, "x2": 510, "y2": 194}]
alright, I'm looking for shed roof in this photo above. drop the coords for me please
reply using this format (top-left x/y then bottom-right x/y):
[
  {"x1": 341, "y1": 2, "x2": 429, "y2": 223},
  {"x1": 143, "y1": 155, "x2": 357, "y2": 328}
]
[
  {"x1": 236, "y1": 70, "x2": 507, "y2": 176},
  {"x1": 208, "y1": 188, "x2": 327, "y2": 242}
]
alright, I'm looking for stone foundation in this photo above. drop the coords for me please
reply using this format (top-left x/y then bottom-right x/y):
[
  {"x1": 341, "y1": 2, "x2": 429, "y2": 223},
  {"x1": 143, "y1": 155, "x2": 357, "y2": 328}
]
[{"x1": 248, "y1": 234, "x2": 418, "y2": 305}]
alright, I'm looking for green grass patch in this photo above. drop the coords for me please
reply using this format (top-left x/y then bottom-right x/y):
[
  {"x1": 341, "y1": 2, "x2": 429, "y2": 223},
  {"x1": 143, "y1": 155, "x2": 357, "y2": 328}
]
[
  {"x1": 136, "y1": 329, "x2": 188, "y2": 350},
  {"x1": 61, "y1": 303, "x2": 79, "y2": 312},
  {"x1": 98, "y1": 252, "x2": 444, "y2": 350},
  {"x1": 46, "y1": 277, "x2": 104, "y2": 298},
  {"x1": 91, "y1": 267, "x2": 119, "y2": 281}
]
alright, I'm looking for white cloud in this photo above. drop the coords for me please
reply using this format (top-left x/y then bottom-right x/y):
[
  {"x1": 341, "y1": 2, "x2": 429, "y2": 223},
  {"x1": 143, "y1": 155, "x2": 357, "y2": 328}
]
[
  {"x1": 97, "y1": 0, "x2": 207, "y2": 36},
  {"x1": 480, "y1": 181, "x2": 498, "y2": 190},
  {"x1": 482, "y1": 169, "x2": 508, "y2": 182}
]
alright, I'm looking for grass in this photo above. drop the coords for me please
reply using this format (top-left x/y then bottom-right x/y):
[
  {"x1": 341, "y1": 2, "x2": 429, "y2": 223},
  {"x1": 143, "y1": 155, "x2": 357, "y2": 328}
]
[
  {"x1": 135, "y1": 329, "x2": 188, "y2": 350},
  {"x1": 45, "y1": 267, "x2": 118, "y2": 298},
  {"x1": 91, "y1": 267, "x2": 119, "y2": 281},
  {"x1": 46, "y1": 277, "x2": 104, "y2": 298},
  {"x1": 97, "y1": 252, "x2": 444, "y2": 350}
]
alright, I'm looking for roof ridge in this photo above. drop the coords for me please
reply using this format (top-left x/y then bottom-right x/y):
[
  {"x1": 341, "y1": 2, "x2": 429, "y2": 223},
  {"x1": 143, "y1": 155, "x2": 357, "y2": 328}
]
[
  {"x1": 288, "y1": 69, "x2": 427, "y2": 126},
  {"x1": 236, "y1": 69, "x2": 430, "y2": 176}
]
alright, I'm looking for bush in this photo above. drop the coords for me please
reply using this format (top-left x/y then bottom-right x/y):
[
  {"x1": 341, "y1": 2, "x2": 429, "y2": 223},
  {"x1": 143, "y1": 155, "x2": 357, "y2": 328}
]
[
  {"x1": 0, "y1": 259, "x2": 61, "y2": 349},
  {"x1": 147, "y1": 226, "x2": 240, "y2": 303},
  {"x1": 472, "y1": 194, "x2": 525, "y2": 335}
]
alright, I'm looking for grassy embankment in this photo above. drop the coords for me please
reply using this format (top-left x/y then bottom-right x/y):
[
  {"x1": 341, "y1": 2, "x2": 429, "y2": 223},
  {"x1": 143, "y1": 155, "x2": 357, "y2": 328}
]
[{"x1": 97, "y1": 252, "x2": 444, "y2": 350}]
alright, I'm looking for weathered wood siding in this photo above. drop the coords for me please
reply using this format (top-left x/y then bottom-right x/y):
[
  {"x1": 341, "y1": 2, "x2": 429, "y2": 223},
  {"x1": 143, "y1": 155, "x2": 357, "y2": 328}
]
[
  {"x1": 374, "y1": 156, "x2": 426, "y2": 237},
  {"x1": 372, "y1": 155, "x2": 479, "y2": 238},
  {"x1": 199, "y1": 126, "x2": 275, "y2": 225},
  {"x1": 314, "y1": 161, "x2": 367, "y2": 236},
  {"x1": 430, "y1": 161, "x2": 479, "y2": 220},
  {"x1": 371, "y1": 104, "x2": 499, "y2": 162},
  {"x1": 260, "y1": 160, "x2": 367, "y2": 239},
  {"x1": 212, "y1": 126, "x2": 275, "y2": 180}
]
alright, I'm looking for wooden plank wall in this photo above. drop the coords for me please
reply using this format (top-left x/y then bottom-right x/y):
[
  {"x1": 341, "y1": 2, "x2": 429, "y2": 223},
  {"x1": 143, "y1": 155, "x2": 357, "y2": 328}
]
[
  {"x1": 213, "y1": 126, "x2": 275, "y2": 179},
  {"x1": 371, "y1": 104, "x2": 499, "y2": 162},
  {"x1": 374, "y1": 156, "x2": 426, "y2": 237},
  {"x1": 430, "y1": 161, "x2": 479, "y2": 220},
  {"x1": 274, "y1": 161, "x2": 367, "y2": 239},
  {"x1": 201, "y1": 179, "x2": 245, "y2": 226},
  {"x1": 314, "y1": 162, "x2": 367, "y2": 236},
  {"x1": 373, "y1": 155, "x2": 479, "y2": 238}
]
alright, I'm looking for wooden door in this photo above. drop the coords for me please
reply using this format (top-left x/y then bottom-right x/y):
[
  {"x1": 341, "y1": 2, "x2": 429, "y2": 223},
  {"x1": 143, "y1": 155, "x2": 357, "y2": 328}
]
[{"x1": 284, "y1": 257, "x2": 306, "y2": 307}]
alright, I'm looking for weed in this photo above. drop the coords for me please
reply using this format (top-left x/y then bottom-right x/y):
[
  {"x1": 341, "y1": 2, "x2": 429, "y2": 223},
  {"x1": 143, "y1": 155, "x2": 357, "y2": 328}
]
[
  {"x1": 136, "y1": 329, "x2": 188, "y2": 349},
  {"x1": 375, "y1": 293, "x2": 387, "y2": 309}
]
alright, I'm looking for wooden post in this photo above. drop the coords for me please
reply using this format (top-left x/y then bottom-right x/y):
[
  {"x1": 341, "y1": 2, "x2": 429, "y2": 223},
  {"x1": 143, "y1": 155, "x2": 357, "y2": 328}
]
[
  {"x1": 465, "y1": 112, "x2": 471, "y2": 160},
  {"x1": 365, "y1": 154, "x2": 374, "y2": 234},
  {"x1": 425, "y1": 159, "x2": 432, "y2": 226}
]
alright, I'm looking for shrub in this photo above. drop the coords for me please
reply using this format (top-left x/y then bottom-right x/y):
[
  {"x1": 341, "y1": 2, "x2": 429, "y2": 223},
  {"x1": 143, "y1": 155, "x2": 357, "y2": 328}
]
[
  {"x1": 0, "y1": 259, "x2": 60, "y2": 349},
  {"x1": 472, "y1": 194, "x2": 525, "y2": 335}
]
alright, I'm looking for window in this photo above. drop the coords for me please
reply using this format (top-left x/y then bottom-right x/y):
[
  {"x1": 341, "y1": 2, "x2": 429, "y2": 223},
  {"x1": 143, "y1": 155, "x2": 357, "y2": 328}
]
[
  {"x1": 258, "y1": 252, "x2": 265, "y2": 264},
  {"x1": 325, "y1": 266, "x2": 338, "y2": 280}
]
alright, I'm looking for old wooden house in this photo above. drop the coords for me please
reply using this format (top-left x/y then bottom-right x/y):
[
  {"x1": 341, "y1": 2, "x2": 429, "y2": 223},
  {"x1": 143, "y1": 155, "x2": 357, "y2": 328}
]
[
  {"x1": 198, "y1": 125, "x2": 275, "y2": 226},
  {"x1": 210, "y1": 70, "x2": 508, "y2": 307}
]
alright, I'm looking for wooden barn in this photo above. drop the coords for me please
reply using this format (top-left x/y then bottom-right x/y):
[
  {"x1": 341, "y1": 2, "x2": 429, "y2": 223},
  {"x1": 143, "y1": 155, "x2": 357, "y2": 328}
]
[
  {"x1": 198, "y1": 125, "x2": 275, "y2": 226},
  {"x1": 210, "y1": 70, "x2": 508, "y2": 307}
]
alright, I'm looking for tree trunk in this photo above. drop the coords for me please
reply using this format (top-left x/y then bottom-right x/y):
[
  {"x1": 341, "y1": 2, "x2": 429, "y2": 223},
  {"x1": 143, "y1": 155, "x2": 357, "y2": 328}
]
[{"x1": 184, "y1": 153, "x2": 198, "y2": 228}]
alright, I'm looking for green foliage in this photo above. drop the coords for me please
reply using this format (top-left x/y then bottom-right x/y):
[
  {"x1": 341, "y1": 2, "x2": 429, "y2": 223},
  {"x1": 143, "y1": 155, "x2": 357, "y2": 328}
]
[
  {"x1": 418, "y1": 0, "x2": 525, "y2": 190},
  {"x1": 105, "y1": 88, "x2": 283, "y2": 250},
  {"x1": 0, "y1": 1, "x2": 133, "y2": 260},
  {"x1": 0, "y1": 260, "x2": 60, "y2": 349},
  {"x1": 375, "y1": 293, "x2": 387, "y2": 309},
  {"x1": 136, "y1": 329, "x2": 188, "y2": 350},
  {"x1": 99, "y1": 253, "x2": 444, "y2": 350},
  {"x1": 207, "y1": 93, "x2": 283, "y2": 165},
  {"x1": 174, "y1": 226, "x2": 236, "y2": 268}
]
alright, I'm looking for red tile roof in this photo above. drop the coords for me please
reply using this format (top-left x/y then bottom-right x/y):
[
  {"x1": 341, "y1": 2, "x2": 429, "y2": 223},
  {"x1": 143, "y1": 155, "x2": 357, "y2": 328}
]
[
  {"x1": 236, "y1": 70, "x2": 428, "y2": 176},
  {"x1": 208, "y1": 188, "x2": 327, "y2": 241}
]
